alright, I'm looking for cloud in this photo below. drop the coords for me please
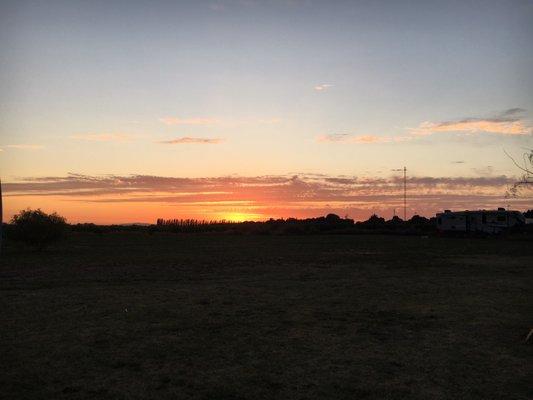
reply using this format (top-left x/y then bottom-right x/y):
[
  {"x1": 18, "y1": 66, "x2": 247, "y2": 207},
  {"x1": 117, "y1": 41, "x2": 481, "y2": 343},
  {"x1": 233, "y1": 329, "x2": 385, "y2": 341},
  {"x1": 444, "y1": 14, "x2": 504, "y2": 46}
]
[
  {"x1": 2, "y1": 144, "x2": 44, "y2": 150},
  {"x1": 70, "y1": 133, "x2": 135, "y2": 142},
  {"x1": 4, "y1": 173, "x2": 514, "y2": 196},
  {"x1": 159, "y1": 117, "x2": 218, "y2": 126},
  {"x1": 317, "y1": 108, "x2": 530, "y2": 147},
  {"x1": 499, "y1": 108, "x2": 526, "y2": 117},
  {"x1": 414, "y1": 120, "x2": 530, "y2": 135},
  {"x1": 451, "y1": 161, "x2": 465, "y2": 164},
  {"x1": 314, "y1": 84, "x2": 333, "y2": 92},
  {"x1": 4, "y1": 173, "x2": 525, "y2": 219},
  {"x1": 158, "y1": 137, "x2": 223, "y2": 144},
  {"x1": 412, "y1": 108, "x2": 532, "y2": 136},
  {"x1": 317, "y1": 134, "x2": 409, "y2": 144},
  {"x1": 318, "y1": 134, "x2": 385, "y2": 143}
]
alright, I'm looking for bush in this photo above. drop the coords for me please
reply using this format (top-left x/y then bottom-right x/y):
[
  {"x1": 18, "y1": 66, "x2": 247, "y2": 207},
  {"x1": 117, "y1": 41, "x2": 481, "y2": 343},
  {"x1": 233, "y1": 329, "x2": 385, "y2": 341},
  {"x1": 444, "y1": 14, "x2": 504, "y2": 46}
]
[{"x1": 10, "y1": 209, "x2": 67, "y2": 250}]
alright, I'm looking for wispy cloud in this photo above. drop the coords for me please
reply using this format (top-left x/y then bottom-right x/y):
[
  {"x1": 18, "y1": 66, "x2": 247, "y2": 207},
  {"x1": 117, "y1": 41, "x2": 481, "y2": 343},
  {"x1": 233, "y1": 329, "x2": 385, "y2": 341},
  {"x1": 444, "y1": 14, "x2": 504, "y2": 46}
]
[
  {"x1": 1, "y1": 144, "x2": 44, "y2": 150},
  {"x1": 318, "y1": 108, "x2": 531, "y2": 146},
  {"x1": 317, "y1": 134, "x2": 409, "y2": 144},
  {"x1": 412, "y1": 108, "x2": 532, "y2": 136},
  {"x1": 159, "y1": 117, "x2": 219, "y2": 126},
  {"x1": 158, "y1": 137, "x2": 223, "y2": 144},
  {"x1": 4, "y1": 173, "x2": 515, "y2": 198},
  {"x1": 70, "y1": 133, "x2": 135, "y2": 142},
  {"x1": 314, "y1": 84, "x2": 333, "y2": 92},
  {"x1": 4, "y1": 173, "x2": 527, "y2": 221}
]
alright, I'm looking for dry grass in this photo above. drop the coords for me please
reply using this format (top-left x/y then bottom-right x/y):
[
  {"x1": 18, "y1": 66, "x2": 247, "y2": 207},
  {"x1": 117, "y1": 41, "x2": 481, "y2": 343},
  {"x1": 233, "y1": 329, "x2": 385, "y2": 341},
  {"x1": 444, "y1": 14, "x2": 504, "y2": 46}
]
[{"x1": 1, "y1": 233, "x2": 532, "y2": 399}]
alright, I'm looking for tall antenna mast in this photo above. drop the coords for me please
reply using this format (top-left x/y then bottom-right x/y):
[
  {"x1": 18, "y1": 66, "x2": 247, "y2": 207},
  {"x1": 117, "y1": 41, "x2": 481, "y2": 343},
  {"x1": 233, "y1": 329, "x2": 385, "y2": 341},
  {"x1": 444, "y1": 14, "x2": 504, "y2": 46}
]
[{"x1": 403, "y1": 166, "x2": 407, "y2": 220}]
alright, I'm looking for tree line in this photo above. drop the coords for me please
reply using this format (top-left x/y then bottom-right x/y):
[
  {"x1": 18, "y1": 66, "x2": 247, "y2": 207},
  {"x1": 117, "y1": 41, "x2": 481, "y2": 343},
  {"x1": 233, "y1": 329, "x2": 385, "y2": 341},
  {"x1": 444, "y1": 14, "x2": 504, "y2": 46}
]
[{"x1": 3, "y1": 208, "x2": 532, "y2": 251}]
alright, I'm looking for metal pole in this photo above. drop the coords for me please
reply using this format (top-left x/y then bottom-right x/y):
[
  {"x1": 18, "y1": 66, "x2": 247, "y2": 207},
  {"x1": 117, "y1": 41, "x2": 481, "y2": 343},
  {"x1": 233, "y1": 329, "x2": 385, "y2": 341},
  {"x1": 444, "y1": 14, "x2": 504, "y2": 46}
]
[{"x1": 403, "y1": 167, "x2": 407, "y2": 221}]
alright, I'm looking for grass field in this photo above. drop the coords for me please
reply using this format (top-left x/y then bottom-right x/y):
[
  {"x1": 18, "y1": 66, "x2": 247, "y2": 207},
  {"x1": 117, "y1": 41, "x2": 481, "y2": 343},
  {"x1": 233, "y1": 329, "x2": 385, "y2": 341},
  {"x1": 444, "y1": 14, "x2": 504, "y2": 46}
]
[{"x1": 1, "y1": 232, "x2": 532, "y2": 399}]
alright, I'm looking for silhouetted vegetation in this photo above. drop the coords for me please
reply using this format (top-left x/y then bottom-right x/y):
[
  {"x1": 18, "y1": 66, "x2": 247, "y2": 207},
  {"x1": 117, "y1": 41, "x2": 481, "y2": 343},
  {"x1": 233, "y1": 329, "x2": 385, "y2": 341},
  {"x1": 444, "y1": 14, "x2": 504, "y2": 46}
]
[
  {"x1": 153, "y1": 214, "x2": 437, "y2": 235},
  {"x1": 9, "y1": 209, "x2": 67, "y2": 250},
  {"x1": 506, "y1": 148, "x2": 532, "y2": 197},
  {"x1": 5, "y1": 211, "x2": 530, "y2": 241}
]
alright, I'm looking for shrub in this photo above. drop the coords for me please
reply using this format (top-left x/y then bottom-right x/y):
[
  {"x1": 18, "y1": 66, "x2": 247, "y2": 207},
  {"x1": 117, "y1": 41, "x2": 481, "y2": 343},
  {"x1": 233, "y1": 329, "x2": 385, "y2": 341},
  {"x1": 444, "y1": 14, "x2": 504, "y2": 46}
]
[
  {"x1": 10, "y1": 209, "x2": 67, "y2": 250},
  {"x1": 325, "y1": 213, "x2": 342, "y2": 223}
]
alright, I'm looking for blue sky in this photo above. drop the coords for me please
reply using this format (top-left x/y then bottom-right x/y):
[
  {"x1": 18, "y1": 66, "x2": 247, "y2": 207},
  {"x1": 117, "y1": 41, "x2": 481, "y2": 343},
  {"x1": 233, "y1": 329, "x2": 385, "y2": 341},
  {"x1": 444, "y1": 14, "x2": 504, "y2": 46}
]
[{"x1": 1, "y1": 0, "x2": 532, "y2": 221}]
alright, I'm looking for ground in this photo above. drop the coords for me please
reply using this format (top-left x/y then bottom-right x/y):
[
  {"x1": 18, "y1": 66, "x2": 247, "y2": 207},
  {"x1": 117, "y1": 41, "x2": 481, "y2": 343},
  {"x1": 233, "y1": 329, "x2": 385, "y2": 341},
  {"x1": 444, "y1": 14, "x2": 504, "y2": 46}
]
[{"x1": 1, "y1": 232, "x2": 532, "y2": 399}]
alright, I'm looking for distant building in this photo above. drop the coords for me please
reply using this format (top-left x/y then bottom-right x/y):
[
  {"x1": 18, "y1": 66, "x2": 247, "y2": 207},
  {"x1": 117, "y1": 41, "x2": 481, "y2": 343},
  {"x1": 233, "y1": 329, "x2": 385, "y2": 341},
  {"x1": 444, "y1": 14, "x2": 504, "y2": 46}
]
[{"x1": 436, "y1": 208, "x2": 525, "y2": 234}]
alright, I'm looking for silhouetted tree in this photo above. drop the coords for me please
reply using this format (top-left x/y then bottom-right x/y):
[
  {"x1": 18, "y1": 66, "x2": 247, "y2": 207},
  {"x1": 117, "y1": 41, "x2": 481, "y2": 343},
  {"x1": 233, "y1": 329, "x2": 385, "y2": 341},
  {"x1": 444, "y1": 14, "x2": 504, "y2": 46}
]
[
  {"x1": 386, "y1": 215, "x2": 404, "y2": 229},
  {"x1": 325, "y1": 213, "x2": 341, "y2": 223},
  {"x1": 506, "y1": 148, "x2": 532, "y2": 197},
  {"x1": 11, "y1": 209, "x2": 67, "y2": 250},
  {"x1": 358, "y1": 214, "x2": 386, "y2": 230}
]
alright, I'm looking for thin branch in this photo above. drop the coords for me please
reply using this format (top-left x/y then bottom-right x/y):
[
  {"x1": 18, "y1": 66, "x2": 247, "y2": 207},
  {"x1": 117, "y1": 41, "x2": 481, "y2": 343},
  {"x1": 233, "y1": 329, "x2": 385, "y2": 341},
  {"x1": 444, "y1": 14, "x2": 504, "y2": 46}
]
[{"x1": 504, "y1": 149, "x2": 533, "y2": 175}]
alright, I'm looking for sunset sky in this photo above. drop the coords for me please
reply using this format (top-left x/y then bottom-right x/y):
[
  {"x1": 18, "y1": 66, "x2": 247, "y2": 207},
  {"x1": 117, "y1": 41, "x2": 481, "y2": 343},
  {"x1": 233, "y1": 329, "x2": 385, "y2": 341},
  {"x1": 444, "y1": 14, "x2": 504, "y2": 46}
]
[{"x1": 1, "y1": 0, "x2": 532, "y2": 223}]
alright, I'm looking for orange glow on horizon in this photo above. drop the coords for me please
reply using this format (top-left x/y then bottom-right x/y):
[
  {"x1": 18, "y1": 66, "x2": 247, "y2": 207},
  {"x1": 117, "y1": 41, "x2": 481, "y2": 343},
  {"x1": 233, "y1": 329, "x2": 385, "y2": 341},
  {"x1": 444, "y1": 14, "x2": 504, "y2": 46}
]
[
  {"x1": 2, "y1": 173, "x2": 529, "y2": 225},
  {"x1": 219, "y1": 212, "x2": 264, "y2": 223}
]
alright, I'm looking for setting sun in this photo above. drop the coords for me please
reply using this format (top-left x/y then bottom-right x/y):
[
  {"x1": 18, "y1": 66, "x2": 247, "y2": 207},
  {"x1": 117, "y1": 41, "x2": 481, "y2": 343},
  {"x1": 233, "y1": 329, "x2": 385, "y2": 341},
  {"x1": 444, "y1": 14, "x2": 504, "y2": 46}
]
[{"x1": 221, "y1": 212, "x2": 263, "y2": 223}]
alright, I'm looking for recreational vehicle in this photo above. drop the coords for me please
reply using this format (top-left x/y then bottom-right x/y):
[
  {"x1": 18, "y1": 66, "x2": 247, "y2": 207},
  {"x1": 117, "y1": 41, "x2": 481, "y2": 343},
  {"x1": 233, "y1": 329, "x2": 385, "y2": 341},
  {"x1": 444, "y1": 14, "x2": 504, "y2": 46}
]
[{"x1": 436, "y1": 208, "x2": 525, "y2": 234}]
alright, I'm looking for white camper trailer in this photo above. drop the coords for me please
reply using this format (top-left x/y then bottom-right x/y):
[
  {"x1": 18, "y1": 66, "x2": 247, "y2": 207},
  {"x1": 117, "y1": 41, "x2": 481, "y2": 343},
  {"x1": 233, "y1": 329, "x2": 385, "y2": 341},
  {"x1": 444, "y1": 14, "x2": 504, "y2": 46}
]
[{"x1": 436, "y1": 208, "x2": 525, "y2": 234}]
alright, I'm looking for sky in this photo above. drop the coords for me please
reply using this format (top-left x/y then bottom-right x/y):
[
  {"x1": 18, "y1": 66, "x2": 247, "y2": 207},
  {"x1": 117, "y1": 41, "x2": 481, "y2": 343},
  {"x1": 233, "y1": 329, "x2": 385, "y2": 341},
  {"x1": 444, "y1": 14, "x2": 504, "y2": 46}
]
[{"x1": 1, "y1": 0, "x2": 532, "y2": 223}]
